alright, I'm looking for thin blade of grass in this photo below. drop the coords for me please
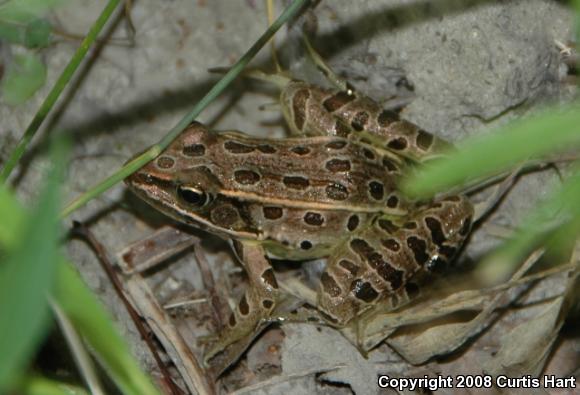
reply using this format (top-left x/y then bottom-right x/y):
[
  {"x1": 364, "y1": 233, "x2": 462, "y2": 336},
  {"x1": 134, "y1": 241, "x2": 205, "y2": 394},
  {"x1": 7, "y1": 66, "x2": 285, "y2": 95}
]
[
  {"x1": 402, "y1": 103, "x2": 580, "y2": 198},
  {"x1": 0, "y1": 0, "x2": 122, "y2": 183},
  {"x1": 0, "y1": 139, "x2": 65, "y2": 391},
  {"x1": 53, "y1": 262, "x2": 160, "y2": 395},
  {"x1": 60, "y1": 0, "x2": 309, "y2": 218}
]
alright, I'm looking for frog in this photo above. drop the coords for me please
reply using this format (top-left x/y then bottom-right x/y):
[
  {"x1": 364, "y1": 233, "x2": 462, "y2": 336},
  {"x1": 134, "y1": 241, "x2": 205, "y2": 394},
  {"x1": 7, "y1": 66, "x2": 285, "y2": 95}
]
[{"x1": 124, "y1": 42, "x2": 473, "y2": 364}]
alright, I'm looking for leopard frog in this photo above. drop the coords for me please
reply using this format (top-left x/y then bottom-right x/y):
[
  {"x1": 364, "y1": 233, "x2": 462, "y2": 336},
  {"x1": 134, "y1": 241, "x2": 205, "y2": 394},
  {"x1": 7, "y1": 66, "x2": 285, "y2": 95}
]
[{"x1": 125, "y1": 71, "x2": 473, "y2": 362}]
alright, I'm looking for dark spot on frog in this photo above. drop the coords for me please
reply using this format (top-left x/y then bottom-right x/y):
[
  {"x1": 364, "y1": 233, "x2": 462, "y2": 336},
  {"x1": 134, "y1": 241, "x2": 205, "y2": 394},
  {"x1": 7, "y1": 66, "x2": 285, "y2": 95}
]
[
  {"x1": 290, "y1": 146, "x2": 310, "y2": 155},
  {"x1": 382, "y1": 157, "x2": 399, "y2": 172},
  {"x1": 323, "y1": 91, "x2": 355, "y2": 112},
  {"x1": 321, "y1": 272, "x2": 342, "y2": 297},
  {"x1": 386, "y1": 195, "x2": 399, "y2": 208},
  {"x1": 347, "y1": 215, "x2": 359, "y2": 231},
  {"x1": 156, "y1": 156, "x2": 175, "y2": 169},
  {"x1": 325, "y1": 140, "x2": 347, "y2": 150},
  {"x1": 261, "y1": 268, "x2": 278, "y2": 289},
  {"x1": 262, "y1": 299, "x2": 274, "y2": 309},
  {"x1": 416, "y1": 129, "x2": 434, "y2": 150},
  {"x1": 406, "y1": 236, "x2": 429, "y2": 266},
  {"x1": 283, "y1": 176, "x2": 310, "y2": 190},
  {"x1": 350, "y1": 239, "x2": 373, "y2": 258},
  {"x1": 350, "y1": 279, "x2": 378, "y2": 303},
  {"x1": 334, "y1": 119, "x2": 351, "y2": 137},
  {"x1": 292, "y1": 88, "x2": 310, "y2": 130},
  {"x1": 304, "y1": 212, "x2": 324, "y2": 226},
  {"x1": 338, "y1": 259, "x2": 360, "y2": 276},
  {"x1": 325, "y1": 158, "x2": 351, "y2": 172},
  {"x1": 425, "y1": 217, "x2": 446, "y2": 246},
  {"x1": 229, "y1": 313, "x2": 236, "y2": 327},
  {"x1": 387, "y1": 137, "x2": 408, "y2": 150},
  {"x1": 378, "y1": 219, "x2": 398, "y2": 233},
  {"x1": 257, "y1": 144, "x2": 277, "y2": 154},
  {"x1": 210, "y1": 204, "x2": 239, "y2": 228},
  {"x1": 263, "y1": 206, "x2": 283, "y2": 220},
  {"x1": 377, "y1": 109, "x2": 399, "y2": 126},
  {"x1": 325, "y1": 182, "x2": 349, "y2": 200},
  {"x1": 438, "y1": 245, "x2": 457, "y2": 259},
  {"x1": 369, "y1": 181, "x2": 384, "y2": 200},
  {"x1": 182, "y1": 144, "x2": 206, "y2": 157},
  {"x1": 300, "y1": 240, "x2": 313, "y2": 250},
  {"x1": 351, "y1": 111, "x2": 369, "y2": 131},
  {"x1": 224, "y1": 140, "x2": 255, "y2": 153},
  {"x1": 363, "y1": 148, "x2": 376, "y2": 160},
  {"x1": 367, "y1": 252, "x2": 383, "y2": 269},
  {"x1": 234, "y1": 169, "x2": 261, "y2": 185},
  {"x1": 381, "y1": 238, "x2": 400, "y2": 251},
  {"x1": 375, "y1": 259, "x2": 404, "y2": 289},
  {"x1": 238, "y1": 294, "x2": 250, "y2": 315}
]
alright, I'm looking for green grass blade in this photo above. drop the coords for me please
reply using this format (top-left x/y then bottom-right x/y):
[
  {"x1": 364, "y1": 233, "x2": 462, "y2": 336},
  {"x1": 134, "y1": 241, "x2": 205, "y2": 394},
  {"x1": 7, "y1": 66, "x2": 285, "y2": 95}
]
[
  {"x1": 1, "y1": 179, "x2": 159, "y2": 393},
  {"x1": 60, "y1": 0, "x2": 309, "y2": 218},
  {"x1": 0, "y1": 0, "x2": 122, "y2": 183},
  {"x1": 21, "y1": 375, "x2": 89, "y2": 395},
  {"x1": 0, "y1": 139, "x2": 65, "y2": 391},
  {"x1": 0, "y1": 184, "x2": 26, "y2": 247},
  {"x1": 54, "y1": 263, "x2": 160, "y2": 395},
  {"x1": 402, "y1": 103, "x2": 580, "y2": 198}
]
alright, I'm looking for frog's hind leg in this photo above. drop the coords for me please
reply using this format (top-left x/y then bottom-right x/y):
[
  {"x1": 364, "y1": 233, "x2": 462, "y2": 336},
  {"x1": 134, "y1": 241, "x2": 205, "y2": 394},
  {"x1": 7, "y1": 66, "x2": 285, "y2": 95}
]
[{"x1": 204, "y1": 241, "x2": 280, "y2": 365}]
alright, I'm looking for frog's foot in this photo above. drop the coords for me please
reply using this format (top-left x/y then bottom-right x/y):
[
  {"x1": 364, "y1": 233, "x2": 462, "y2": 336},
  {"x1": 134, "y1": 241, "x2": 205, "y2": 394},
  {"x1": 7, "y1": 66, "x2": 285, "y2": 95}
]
[
  {"x1": 203, "y1": 287, "x2": 276, "y2": 362},
  {"x1": 204, "y1": 241, "x2": 280, "y2": 367}
]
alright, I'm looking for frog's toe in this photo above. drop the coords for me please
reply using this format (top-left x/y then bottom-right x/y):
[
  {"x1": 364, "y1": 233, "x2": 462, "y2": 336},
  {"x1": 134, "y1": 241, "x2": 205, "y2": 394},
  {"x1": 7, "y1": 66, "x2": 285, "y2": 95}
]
[{"x1": 203, "y1": 314, "x2": 274, "y2": 373}]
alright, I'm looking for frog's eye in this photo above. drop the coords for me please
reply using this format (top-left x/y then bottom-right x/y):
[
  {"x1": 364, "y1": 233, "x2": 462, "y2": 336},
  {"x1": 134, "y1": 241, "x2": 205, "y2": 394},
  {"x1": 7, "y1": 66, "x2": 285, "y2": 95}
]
[{"x1": 177, "y1": 185, "x2": 209, "y2": 207}]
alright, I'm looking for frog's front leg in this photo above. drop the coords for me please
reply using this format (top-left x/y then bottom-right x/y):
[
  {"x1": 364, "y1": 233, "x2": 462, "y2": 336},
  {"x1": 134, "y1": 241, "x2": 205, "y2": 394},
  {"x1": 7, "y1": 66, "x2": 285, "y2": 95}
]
[{"x1": 204, "y1": 240, "x2": 279, "y2": 363}]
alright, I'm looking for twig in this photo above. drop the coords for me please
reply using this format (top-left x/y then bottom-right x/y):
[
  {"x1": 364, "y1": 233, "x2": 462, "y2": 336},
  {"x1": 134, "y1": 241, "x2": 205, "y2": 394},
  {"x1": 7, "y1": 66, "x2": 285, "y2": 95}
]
[{"x1": 70, "y1": 221, "x2": 184, "y2": 395}]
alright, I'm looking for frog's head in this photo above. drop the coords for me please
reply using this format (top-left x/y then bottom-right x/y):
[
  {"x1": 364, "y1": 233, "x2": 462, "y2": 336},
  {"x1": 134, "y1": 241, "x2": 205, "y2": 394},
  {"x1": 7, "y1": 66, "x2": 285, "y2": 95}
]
[{"x1": 125, "y1": 122, "x2": 255, "y2": 238}]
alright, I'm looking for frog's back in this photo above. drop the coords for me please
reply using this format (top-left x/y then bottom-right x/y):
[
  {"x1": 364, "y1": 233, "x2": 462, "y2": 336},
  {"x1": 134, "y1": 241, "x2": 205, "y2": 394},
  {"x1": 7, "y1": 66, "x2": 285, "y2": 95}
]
[{"x1": 172, "y1": 123, "x2": 408, "y2": 215}]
